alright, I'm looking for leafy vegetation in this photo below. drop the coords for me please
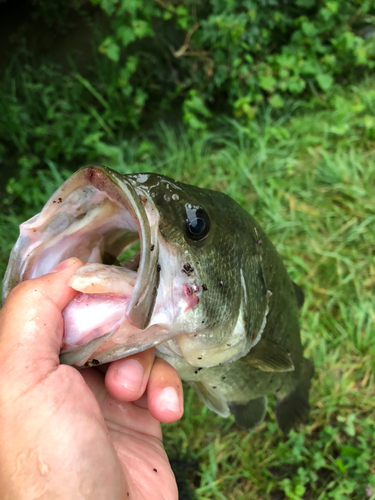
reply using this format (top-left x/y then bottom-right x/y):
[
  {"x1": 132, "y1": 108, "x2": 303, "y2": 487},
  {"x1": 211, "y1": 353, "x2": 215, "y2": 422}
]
[
  {"x1": 0, "y1": 1, "x2": 374, "y2": 498},
  {"x1": 1, "y1": 77, "x2": 374, "y2": 498},
  {"x1": 91, "y1": 0, "x2": 375, "y2": 129}
]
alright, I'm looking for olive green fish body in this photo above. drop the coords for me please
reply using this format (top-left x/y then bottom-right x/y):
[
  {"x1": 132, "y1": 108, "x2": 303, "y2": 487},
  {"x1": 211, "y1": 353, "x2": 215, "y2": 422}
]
[
  {"x1": 153, "y1": 196, "x2": 312, "y2": 433},
  {"x1": 2, "y1": 166, "x2": 313, "y2": 433}
]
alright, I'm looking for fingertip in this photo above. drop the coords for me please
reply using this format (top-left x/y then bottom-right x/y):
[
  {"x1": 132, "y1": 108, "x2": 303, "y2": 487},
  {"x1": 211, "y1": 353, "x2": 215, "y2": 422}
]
[
  {"x1": 50, "y1": 257, "x2": 83, "y2": 274},
  {"x1": 152, "y1": 386, "x2": 184, "y2": 424},
  {"x1": 43, "y1": 257, "x2": 84, "y2": 309},
  {"x1": 147, "y1": 358, "x2": 184, "y2": 424},
  {"x1": 105, "y1": 349, "x2": 155, "y2": 402}
]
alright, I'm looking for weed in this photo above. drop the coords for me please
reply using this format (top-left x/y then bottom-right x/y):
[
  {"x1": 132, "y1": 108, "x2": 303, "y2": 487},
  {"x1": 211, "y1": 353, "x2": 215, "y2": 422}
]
[{"x1": 1, "y1": 74, "x2": 374, "y2": 500}]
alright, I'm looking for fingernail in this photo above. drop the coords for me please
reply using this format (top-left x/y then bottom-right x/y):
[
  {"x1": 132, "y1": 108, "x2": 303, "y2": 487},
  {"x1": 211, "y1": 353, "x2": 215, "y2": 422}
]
[
  {"x1": 114, "y1": 359, "x2": 144, "y2": 392},
  {"x1": 158, "y1": 387, "x2": 182, "y2": 413},
  {"x1": 51, "y1": 258, "x2": 80, "y2": 273}
]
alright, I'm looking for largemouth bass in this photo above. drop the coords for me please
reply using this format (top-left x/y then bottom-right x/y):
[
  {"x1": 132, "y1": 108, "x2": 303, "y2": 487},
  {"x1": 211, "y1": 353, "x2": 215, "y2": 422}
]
[{"x1": 2, "y1": 165, "x2": 313, "y2": 434}]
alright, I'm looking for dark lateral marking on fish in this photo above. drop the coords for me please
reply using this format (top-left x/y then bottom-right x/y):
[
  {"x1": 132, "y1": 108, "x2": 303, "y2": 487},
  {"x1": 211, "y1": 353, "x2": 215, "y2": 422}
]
[
  {"x1": 212, "y1": 386, "x2": 217, "y2": 389},
  {"x1": 219, "y1": 280, "x2": 224, "y2": 287},
  {"x1": 91, "y1": 359, "x2": 100, "y2": 365},
  {"x1": 156, "y1": 264, "x2": 161, "y2": 272},
  {"x1": 182, "y1": 262, "x2": 194, "y2": 275},
  {"x1": 150, "y1": 244, "x2": 155, "y2": 251},
  {"x1": 202, "y1": 284, "x2": 208, "y2": 291},
  {"x1": 198, "y1": 357, "x2": 202, "y2": 360}
]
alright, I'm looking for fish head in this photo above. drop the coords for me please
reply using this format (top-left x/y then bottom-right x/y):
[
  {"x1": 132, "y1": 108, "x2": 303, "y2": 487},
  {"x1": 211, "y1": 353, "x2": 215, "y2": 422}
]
[
  {"x1": 2, "y1": 166, "x2": 269, "y2": 368},
  {"x1": 128, "y1": 173, "x2": 255, "y2": 367}
]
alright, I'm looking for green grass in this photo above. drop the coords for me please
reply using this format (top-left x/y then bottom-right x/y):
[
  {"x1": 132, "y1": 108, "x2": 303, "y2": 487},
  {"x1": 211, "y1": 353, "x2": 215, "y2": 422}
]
[
  {"x1": 1, "y1": 79, "x2": 374, "y2": 499},
  {"x1": 161, "y1": 82, "x2": 375, "y2": 500}
]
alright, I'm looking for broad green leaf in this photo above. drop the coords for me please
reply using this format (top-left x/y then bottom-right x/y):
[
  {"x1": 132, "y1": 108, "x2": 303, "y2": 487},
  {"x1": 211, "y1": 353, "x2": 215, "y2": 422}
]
[
  {"x1": 316, "y1": 73, "x2": 334, "y2": 91},
  {"x1": 269, "y1": 93, "x2": 285, "y2": 108},
  {"x1": 117, "y1": 26, "x2": 136, "y2": 47},
  {"x1": 99, "y1": 37, "x2": 120, "y2": 62},
  {"x1": 258, "y1": 75, "x2": 276, "y2": 91}
]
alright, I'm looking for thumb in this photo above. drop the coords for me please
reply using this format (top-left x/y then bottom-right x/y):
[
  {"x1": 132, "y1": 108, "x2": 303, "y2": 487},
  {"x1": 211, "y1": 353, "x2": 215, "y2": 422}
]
[{"x1": 0, "y1": 257, "x2": 83, "y2": 371}]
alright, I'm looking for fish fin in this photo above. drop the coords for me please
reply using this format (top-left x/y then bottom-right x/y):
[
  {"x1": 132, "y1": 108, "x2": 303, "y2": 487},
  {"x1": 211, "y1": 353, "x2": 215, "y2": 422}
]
[
  {"x1": 293, "y1": 282, "x2": 305, "y2": 308},
  {"x1": 276, "y1": 358, "x2": 314, "y2": 435},
  {"x1": 188, "y1": 381, "x2": 230, "y2": 418},
  {"x1": 241, "y1": 339, "x2": 295, "y2": 372},
  {"x1": 228, "y1": 396, "x2": 268, "y2": 432}
]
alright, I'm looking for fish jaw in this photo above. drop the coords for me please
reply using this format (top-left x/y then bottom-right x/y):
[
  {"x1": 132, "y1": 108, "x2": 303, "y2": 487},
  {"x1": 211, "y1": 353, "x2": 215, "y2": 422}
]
[{"x1": 1, "y1": 166, "x2": 168, "y2": 363}]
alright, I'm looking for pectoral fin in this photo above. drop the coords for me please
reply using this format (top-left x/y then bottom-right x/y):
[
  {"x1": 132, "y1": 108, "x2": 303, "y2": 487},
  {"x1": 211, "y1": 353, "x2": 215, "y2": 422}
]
[
  {"x1": 229, "y1": 396, "x2": 268, "y2": 432},
  {"x1": 188, "y1": 381, "x2": 230, "y2": 418},
  {"x1": 240, "y1": 339, "x2": 294, "y2": 372}
]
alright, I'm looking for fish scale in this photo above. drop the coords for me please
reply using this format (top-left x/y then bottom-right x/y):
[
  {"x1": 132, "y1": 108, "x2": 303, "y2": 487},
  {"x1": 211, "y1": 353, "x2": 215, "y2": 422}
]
[{"x1": 2, "y1": 165, "x2": 313, "y2": 434}]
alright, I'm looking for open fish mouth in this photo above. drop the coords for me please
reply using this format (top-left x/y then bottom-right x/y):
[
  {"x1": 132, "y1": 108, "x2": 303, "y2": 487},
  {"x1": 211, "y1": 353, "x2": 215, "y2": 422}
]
[{"x1": 2, "y1": 166, "x2": 168, "y2": 366}]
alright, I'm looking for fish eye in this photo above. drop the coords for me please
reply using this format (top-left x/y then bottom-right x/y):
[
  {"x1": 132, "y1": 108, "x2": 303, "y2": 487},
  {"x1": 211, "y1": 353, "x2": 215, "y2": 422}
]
[{"x1": 185, "y1": 206, "x2": 210, "y2": 241}]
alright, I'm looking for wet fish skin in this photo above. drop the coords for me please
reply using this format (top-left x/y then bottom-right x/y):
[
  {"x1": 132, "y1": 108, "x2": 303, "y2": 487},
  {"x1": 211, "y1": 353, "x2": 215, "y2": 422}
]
[
  {"x1": 2, "y1": 166, "x2": 313, "y2": 433},
  {"x1": 132, "y1": 174, "x2": 269, "y2": 361},
  {"x1": 126, "y1": 172, "x2": 313, "y2": 434}
]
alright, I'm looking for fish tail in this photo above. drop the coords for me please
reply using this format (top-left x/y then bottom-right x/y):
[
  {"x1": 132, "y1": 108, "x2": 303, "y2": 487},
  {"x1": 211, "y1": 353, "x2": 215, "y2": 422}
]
[
  {"x1": 276, "y1": 357, "x2": 314, "y2": 435},
  {"x1": 293, "y1": 281, "x2": 305, "y2": 308}
]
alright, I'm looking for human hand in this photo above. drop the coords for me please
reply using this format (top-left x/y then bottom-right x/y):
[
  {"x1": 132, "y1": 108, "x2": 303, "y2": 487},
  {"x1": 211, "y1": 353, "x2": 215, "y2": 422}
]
[{"x1": 0, "y1": 258, "x2": 183, "y2": 500}]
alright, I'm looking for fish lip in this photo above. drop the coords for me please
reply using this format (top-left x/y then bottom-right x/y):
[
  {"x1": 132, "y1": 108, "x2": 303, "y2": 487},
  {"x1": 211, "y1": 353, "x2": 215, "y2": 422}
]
[
  {"x1": 82, "y1": 166, "x2": 158, "y2": 330},
  {"x1": 2, "y1": 165, "x2": 158, "y2": 331}
]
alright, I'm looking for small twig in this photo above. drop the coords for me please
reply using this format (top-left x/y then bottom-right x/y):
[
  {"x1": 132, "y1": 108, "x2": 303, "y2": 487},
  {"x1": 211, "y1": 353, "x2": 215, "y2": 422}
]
[
  {"x1": 155, "y1": 0, "x2": 175, "y2": 12},
  {"x1": 170, "y1": 22, "x2": 200, "y2": 58},
  {"x1": 179, "y1": 50, "x2": 210, "y2": 57}
]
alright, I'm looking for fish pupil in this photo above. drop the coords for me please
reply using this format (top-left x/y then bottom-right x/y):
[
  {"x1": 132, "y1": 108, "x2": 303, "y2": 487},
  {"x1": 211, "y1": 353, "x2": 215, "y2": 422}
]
[
  {"x1": 189, "y1": 217, "x2": 205, "y2": 234},
  {"x1": 185, "y1": 206, "x2": 210, "y2": 241}
]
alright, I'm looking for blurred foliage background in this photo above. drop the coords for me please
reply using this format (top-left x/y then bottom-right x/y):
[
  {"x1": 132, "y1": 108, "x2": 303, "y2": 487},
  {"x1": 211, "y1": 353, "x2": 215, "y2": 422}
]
[{"x1": 0, "y1": 0, "x2": 374, "y2": 499}]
